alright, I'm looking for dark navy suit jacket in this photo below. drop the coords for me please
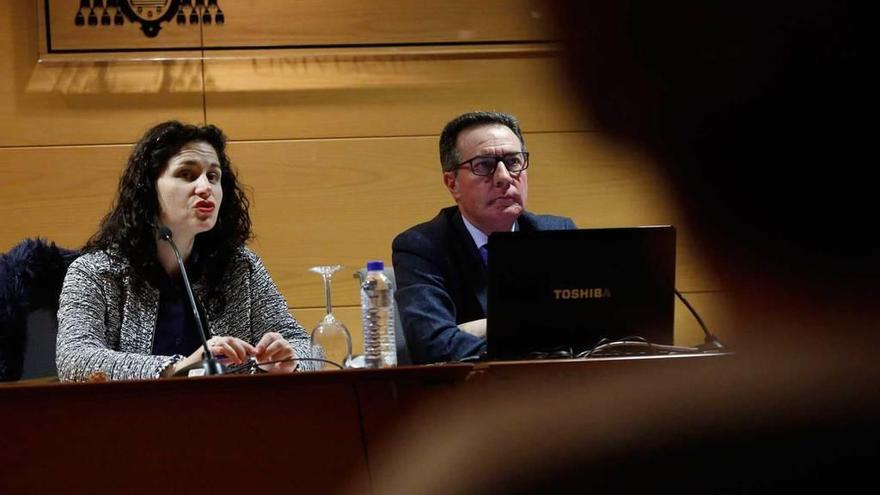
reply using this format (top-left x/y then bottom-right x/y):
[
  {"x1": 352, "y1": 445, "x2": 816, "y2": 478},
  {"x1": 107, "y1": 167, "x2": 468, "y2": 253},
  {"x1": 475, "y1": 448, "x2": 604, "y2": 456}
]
[{"x1": 392, "y1": 206, "x2": 576, "y2": 364}]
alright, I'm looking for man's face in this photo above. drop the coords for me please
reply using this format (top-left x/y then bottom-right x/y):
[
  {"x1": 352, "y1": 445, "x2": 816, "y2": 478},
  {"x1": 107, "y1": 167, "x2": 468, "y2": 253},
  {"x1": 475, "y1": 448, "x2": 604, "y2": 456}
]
[{"x1": 444, "y1": 124, "x2": 528, "y2": 234}]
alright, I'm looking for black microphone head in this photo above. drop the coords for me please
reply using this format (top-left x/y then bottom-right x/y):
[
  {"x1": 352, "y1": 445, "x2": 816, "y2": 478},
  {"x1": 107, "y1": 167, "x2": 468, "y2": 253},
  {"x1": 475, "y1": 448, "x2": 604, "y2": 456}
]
[{"x1": 158, "y1": 226, "x2": 173, "y2": 241}]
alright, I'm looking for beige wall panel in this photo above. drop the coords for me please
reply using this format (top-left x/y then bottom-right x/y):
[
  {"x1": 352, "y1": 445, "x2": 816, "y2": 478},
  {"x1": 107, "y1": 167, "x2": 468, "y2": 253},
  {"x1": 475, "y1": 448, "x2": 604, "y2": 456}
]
[
  {"x1": 0, "y1": 3, "x2": 203, "y2": 147},
  {"x1": 0, "y1": 145, "x2": 128, "y2": 252},
  {"x1": 204, "y1": 0, "x2": 552, "y2": 47},
  {"x1": 230, "y1": 136, "x2": 444, "y2": 310},
  {"x1": 204, "y1": 49, "x2": 590, "y2": 140},
  {"x1": 230, "y1": 131, "x2": 722, "y2": 311}
]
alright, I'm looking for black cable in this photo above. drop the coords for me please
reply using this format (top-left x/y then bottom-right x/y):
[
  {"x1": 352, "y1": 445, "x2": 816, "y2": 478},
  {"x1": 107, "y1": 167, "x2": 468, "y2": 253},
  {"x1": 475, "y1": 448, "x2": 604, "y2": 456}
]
[
  {"x1": 526, "y1": 346, "x2": 574, "y2": 360},
  {"x1": 246, "y1": 356, "x2": 346, "y2": 371},
  {"x1": 581, "y1": 337, "x2": 615, "y2": 358},
  {"x1": 674, "y1": 289, "x2": 725, "y2": 351},
  {"x1": 578, "y1": 333, "x2": 727, "y2": 358},
  {"x1": 175, "y1": 356, "x2": 345, "y2": 377},
  {"x1": 581, "y1": 336, "x2": 651, "y2": 358}
]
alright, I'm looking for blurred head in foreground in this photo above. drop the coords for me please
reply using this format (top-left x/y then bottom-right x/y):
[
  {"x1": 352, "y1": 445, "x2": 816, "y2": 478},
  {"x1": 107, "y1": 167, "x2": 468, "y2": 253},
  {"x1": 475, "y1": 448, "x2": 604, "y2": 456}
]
[{"x1": 554, "y1": 1, "x2": 874, "y2": 347}]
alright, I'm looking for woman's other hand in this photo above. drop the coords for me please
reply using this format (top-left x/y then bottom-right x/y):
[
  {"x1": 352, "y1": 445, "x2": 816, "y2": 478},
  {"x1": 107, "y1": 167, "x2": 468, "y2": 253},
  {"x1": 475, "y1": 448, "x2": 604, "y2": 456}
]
[{"x1": 255, "y1": 332, "x2": 297, "y2": 374}]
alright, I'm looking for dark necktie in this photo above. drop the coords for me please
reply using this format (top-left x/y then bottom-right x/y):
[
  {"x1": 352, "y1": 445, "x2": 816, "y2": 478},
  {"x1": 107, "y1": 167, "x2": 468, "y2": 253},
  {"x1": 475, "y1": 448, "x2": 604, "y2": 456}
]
[{"x1": 479, "y1": 244, "x2": 489, "y2": 267}]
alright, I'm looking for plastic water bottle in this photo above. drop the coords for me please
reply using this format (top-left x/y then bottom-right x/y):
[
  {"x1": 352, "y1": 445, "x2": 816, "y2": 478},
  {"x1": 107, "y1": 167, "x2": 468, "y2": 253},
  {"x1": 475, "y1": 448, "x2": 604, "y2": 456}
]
[{"x1": 361, "y1": 260, "x2": 397, "y2": 368}]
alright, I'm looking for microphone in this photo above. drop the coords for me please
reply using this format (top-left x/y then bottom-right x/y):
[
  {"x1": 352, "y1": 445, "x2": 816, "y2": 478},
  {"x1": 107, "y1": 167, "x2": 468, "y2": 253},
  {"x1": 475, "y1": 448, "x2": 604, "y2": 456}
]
[{"x1": 158, "y1": 226, "x2": 224, "y2": 376}]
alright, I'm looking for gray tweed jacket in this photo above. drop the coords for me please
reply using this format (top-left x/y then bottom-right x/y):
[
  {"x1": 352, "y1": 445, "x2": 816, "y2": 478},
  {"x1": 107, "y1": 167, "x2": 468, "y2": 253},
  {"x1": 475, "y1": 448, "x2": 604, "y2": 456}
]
[{"x1": 56, "y1": 247, "x2": 312, "y2": 381}]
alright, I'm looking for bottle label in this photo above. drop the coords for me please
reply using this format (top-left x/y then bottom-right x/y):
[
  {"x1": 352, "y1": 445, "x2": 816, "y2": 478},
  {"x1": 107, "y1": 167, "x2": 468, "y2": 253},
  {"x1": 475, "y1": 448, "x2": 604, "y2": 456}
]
[{"x1": 362, "y1": 280, "x2": 391, "y2": 306}]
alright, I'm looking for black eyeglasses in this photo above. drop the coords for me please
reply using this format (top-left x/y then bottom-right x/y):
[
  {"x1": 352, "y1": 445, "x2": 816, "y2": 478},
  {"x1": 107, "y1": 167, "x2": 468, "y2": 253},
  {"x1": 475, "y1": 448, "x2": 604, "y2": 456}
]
[{"x1": 455, "y1": 152, "x2": 530, "y2": 177}]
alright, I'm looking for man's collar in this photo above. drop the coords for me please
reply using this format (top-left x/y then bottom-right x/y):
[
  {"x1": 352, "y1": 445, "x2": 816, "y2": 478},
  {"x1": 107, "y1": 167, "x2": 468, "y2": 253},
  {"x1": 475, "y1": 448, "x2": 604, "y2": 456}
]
[{"x1": 460, "y1": 214, "x2": 517, "y2": 250}]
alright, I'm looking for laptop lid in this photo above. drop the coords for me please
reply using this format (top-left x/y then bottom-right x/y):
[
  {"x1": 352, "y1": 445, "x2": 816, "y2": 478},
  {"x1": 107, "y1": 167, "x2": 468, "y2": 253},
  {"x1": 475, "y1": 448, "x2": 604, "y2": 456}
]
[{"x1": 486, "y1": 226, "x2": 676, "y2": 360}]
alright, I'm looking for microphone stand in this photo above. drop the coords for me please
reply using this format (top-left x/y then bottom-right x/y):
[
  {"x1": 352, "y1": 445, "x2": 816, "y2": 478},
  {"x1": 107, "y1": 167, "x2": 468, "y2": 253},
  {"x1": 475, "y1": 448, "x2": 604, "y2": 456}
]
[
  {"x1": 674, "y1": 289, "x2": 726, "y2": 352},
  {"x1": 159, "y1": 227, "x2": 224, "y2": 376}
]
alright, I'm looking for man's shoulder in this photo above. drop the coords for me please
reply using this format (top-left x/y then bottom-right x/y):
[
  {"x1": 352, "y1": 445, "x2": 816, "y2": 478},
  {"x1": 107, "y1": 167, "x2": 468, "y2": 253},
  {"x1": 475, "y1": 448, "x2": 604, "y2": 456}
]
[
  {"x1": 521, "y1": 211, "x2": 577, "y2": 230},
  {"x1": 393, "y1": 206, "x2": 460, "y2": 249}
]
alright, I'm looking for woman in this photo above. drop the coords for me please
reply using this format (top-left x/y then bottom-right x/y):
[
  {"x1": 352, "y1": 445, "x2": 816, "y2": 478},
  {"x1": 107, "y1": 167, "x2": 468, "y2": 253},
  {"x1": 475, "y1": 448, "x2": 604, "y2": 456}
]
[{"x1": 57, "y1": 121, "x2": 311, "y2": 381}]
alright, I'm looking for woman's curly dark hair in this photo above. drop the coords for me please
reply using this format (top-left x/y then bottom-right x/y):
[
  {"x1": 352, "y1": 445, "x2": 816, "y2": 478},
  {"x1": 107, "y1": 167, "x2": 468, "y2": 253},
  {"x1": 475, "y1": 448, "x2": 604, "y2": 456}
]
[{"x1": 85, "y1": 121, "x2": 252, "y2": 302}]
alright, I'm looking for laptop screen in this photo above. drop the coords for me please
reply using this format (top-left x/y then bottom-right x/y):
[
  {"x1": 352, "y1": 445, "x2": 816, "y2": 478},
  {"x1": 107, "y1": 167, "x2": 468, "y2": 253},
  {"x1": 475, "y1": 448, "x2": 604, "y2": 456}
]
[{"x1": 486, "y1": 226, "x2": 676, "y2": 360}]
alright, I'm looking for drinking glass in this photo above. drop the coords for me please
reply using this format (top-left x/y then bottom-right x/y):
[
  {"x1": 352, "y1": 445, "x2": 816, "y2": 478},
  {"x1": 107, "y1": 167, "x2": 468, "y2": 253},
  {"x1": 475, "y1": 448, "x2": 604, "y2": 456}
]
[{"x1": 308, "y1": 265, "x2": 352, "y2": 370}]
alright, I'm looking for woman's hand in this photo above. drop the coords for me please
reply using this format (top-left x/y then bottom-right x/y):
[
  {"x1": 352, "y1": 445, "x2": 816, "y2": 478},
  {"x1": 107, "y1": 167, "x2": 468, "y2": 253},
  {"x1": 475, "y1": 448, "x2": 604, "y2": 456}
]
[
  {"x1": 166, "y1": 336, "x2": 257, "y2": 377},
  {"x1": 206, "y1": 336, "x2": 256, "y2": 366},
  {"x1": 166, "y1": 335, "x2": 295, "y2": 377},
  {"x1": 254, "y1": 332, "x2": 298, "y2": 374}
]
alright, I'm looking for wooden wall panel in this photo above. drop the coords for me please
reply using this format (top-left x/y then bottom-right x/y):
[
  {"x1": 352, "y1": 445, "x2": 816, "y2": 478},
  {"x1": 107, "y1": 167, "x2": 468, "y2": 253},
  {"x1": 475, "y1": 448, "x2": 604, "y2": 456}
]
[
  {"x1": 0, "y1": 145, "x2": 128, "y2": 251},
  {"x1": 201, "y1": 0, "x2": 553, "y2": 48},
  {"x1": 204, "y1": 48, "x2": 590, "y2": 140},
  {"x1": 0, "y1": 2, "x2": 203, "y2": 147},
  {"x1": 230, "y1": 136, "x2": 445, "y2": 309}
]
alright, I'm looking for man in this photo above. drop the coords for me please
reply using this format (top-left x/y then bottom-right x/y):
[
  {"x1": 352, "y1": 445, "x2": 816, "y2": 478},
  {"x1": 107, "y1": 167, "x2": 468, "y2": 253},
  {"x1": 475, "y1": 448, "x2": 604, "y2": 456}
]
[{"x1": 392, "y1": 112, "x2": 576, "y2": 364}]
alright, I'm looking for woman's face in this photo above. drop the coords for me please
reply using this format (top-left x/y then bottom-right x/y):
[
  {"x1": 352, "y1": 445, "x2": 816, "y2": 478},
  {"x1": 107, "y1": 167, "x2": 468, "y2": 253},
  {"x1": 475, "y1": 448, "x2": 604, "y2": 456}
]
[{"x1": 156, "y1": 141, "x2": 224, "y2": 239}]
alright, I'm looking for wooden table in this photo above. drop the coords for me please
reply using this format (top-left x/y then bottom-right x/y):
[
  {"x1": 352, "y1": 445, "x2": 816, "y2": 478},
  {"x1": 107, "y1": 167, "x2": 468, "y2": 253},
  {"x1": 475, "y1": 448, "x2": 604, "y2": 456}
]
[{"x1": 0, "y1": 354, "x2": 729, "y2": 494}]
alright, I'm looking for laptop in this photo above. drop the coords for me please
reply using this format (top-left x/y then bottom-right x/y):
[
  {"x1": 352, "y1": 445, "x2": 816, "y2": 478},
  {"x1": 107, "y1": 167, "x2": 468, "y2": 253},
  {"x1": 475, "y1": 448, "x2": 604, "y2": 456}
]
[{"x1": 486, "y1": 226, "x2": 676, "y2": 360}]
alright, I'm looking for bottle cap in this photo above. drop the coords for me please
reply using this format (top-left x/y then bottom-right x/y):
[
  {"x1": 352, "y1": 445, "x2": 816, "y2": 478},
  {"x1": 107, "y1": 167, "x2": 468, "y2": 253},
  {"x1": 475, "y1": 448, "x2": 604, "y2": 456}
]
[{"x1": 366, "y1": 260, "x2": 384, "y2": 271}]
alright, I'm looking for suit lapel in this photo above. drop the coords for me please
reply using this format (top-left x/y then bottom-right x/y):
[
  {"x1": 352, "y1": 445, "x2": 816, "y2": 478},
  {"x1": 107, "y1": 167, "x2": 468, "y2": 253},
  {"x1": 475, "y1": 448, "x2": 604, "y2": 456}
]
[
  {"x1": 517, "y1": 211, "x2": 538, "y2": 232},
  {"x1": 450, "y1": 208, "x2": 489, "y2": 315}
]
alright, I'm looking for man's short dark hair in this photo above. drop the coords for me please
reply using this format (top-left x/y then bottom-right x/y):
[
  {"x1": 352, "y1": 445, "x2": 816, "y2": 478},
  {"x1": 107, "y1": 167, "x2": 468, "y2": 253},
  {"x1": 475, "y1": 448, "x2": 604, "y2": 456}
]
[{"x1": 439, "y1": 111, "x2": 527, "y2": 172}]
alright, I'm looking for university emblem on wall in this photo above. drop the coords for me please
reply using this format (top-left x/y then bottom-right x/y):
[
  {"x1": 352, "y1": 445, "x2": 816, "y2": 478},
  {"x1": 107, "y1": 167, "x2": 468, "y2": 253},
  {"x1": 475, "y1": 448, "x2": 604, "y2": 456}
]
[{"x1": 74, "y1": 0, "x2": 224, "y2": 38}]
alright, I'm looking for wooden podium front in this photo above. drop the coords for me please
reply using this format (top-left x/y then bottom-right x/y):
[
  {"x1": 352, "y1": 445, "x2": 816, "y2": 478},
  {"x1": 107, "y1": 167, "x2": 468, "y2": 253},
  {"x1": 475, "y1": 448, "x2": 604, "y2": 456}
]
[
  {"x1": 0, "y1": 364, "x2": 471, "y2": 494},
  {"x1": 1, "y1": 355, "x2": 730, "y2": 494}
]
